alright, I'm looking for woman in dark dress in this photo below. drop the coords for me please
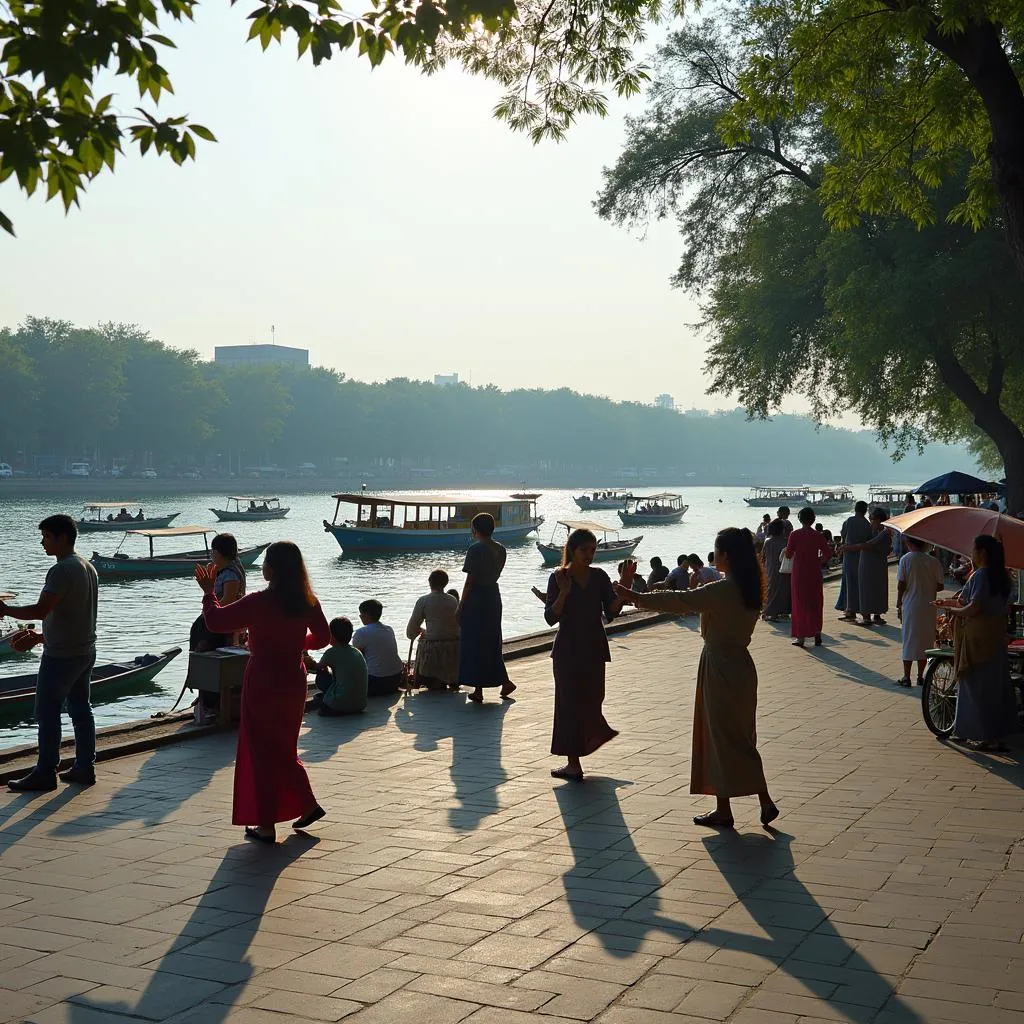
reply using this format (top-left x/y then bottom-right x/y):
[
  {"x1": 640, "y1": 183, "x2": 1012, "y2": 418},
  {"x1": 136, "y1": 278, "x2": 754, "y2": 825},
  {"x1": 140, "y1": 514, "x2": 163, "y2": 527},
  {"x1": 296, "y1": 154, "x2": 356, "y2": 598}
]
[
  {"x1": 459, "y1": 513, "x2": 515, "y2": 703},
  {"x1": 544, "y1": 529, "x2": 636, "y2": 781},
  {"x1": 760, "y1": 519, "x2": 790, "y2": 621}
]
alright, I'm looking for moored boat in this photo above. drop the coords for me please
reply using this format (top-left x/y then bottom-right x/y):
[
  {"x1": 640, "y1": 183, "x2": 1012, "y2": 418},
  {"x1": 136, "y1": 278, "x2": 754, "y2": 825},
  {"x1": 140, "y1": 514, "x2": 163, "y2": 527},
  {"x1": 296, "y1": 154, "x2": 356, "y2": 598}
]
[
  {"x1": 618, "y1": 493, "x2": 688, "y2": 525},
  {"x1": 867, "y1": 485, "x2": 918, "y2": 517},
  {"x1": 77, "y1": 503, "x2": 181, "y2": 533},
  {"x1": 743, "y1": 486, "x2": 808, "y2": 508},
  {"x1": 805, "y1": 487, "x2": 856, "y2": 513},
  {"x1": 0, "y1": 647, "x2": 182, "y2": 716},
  {"x1": 210, "y1": 496, "x2": 290, "y2": 522},
  {"x1": 574, "y1": 489, "x2": 634, "y2": 510},
  {"x1": 91, "y1": 527, "x2": 269, "y2": 578},
  {"x1": 323, "y1": 493, "x2": 543, "y2": 552},
  {"x1": 537, "y1": 520, "x2": 643, "y2": 567}
]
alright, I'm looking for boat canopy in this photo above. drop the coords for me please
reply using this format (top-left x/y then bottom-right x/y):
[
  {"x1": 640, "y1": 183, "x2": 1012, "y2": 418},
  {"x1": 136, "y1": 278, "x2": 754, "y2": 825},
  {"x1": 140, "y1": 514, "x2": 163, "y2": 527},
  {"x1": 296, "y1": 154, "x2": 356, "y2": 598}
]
[
  {"x1": 84, "y1": 502, "x2": 143, "y2": 510},
  {"x1": 126, "y1": 526, "x2": 212, "y2": 538},
  {"x1": 632, "y1": 492, "x2": 682, "y2": 501},
  {"x1": 229, "y1": 496, "x2": 279, "y2": 503},
  {"x1": 555, "y1": 519, "x2": 618, "y2": 534}
]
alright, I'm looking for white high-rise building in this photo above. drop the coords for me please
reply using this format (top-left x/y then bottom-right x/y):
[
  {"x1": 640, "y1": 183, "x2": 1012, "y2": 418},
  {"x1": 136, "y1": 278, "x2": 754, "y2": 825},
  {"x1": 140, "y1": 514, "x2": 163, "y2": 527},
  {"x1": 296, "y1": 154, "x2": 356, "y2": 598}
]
[
  {"x1": 655, "y1": 393, "x2": 675, "y2": 411},
  {"x1": 434, "y1": 373, "x2": 460, "y2": 387}
]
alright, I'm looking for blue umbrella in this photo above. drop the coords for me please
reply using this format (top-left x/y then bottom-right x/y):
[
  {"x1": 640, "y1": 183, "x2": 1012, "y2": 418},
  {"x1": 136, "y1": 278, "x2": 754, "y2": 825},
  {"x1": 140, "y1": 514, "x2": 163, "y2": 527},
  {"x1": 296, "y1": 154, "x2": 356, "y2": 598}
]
[{"x1": 915, "y1": 470, "x2": 1000, "y2": 496}]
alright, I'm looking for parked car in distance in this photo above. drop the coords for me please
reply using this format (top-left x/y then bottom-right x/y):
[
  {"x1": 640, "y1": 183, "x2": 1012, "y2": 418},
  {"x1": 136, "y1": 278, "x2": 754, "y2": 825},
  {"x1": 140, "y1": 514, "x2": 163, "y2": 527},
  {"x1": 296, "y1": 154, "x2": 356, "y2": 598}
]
[
  {"x1": 0, "y1": 463, "x2": 12, "y2": 478},
  {"x1": 139, "y1": 468, "x2": 158, "y2": 479},
  {"x1": 181, "y1": 470, "x2": 202, "y2": 480},
  {"x1": 70, "y1": 462, "x2": 91, "y2": 477}
]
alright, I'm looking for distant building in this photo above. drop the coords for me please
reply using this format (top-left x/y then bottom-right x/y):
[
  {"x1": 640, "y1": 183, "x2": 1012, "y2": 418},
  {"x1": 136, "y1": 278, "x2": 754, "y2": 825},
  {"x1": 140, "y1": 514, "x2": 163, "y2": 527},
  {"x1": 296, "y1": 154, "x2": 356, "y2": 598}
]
[
  {"x1": 214, "y1": 344, "x2": 309, "y2": 368},
  {"x1": 434, "y1": 373, "x2": 460, "y2": 387},
  {"x1": 655, "y1": 393, "x2": 675, "y2": 411}
]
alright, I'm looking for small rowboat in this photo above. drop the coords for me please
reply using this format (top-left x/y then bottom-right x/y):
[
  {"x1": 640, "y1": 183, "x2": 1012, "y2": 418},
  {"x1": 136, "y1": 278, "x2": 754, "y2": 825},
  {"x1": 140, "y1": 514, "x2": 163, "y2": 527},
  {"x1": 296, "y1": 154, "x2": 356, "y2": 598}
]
[
  {"x1": 618, "y1": 493, "x2": 688, "y2": 526},
  {"x1": 91, "y1": 526, "x2": 269, "y2": 579},
  {"x1": 537, "y1": 519, "x2": 643, "y2": 567},
  {"x1": 77, "y1": 503, "x2": 181, "y2": 533},
  {"x1": 0, "y1": 646, "x2": 182, "y2": 717},
  {"x1": 210, "y1": 496, "x2": 290, "y2": 522}
]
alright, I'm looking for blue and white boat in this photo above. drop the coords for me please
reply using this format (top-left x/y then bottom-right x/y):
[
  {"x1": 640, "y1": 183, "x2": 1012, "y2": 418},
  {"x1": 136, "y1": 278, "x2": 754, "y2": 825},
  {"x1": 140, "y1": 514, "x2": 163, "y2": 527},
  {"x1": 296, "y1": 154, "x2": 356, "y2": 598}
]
[
  {"x1": 91, "y1": 526, "x2": 268, "y2": 579},
  {"x1": 323, "y1": 493, "x2": 544, "y2": 553},
  {"x1": 618, "y1": 493, "x2": 688, "y2": 526}
]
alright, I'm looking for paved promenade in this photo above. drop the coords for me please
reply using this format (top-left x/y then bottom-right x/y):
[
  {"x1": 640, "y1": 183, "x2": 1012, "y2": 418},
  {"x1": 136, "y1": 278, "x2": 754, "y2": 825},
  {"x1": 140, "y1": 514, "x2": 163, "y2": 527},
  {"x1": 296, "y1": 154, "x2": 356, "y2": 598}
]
[{"x1": 1, "y1": 591, "x2": 1022, "y2": 1024}]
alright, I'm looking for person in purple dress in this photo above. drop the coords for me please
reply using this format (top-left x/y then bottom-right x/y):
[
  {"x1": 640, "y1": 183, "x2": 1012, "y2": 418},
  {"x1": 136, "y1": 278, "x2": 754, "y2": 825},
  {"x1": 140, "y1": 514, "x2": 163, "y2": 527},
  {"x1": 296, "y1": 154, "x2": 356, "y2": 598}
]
[{"x1": 544, "y1": 529, "x2": 636, "y2": 782}]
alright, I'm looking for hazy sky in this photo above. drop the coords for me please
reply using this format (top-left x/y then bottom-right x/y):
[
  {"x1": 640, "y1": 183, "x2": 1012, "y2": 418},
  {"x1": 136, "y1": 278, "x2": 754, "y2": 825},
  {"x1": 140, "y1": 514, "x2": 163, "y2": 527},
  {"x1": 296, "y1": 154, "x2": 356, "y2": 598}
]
[{"x1": 1, "y1": 7, "x2": 825, "y2": 419}]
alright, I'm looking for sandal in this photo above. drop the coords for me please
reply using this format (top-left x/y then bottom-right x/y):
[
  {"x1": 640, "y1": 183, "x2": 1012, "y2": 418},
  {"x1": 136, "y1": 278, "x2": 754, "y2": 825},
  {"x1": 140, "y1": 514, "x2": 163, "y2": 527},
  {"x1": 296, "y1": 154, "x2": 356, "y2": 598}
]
[
  {"x1": 500, "y1": 682, "x2": 517, "y2": 699},
  {"x1": 814, "y1": 634, "x2": 822, "y2": 646},
  {"x1": 873, "y1": 616, "x2": 887, "y2": 625},
  {"x1": 467, "y1": 692, "x2": 483, "y2": 703},
  {"x1": 550, "y1": 766, "x2": 584, "y2": 782},
  {"x1": 293, "y1": 805, "x2": 326, "y2": 830},
  {"x1": 693, "y1": 811, "x2": 734, "y2": 829},
  {"x1": 760, "y1": 803, "x2": 780, "y2": 827},
  {"x1": 791, "y1": 638, "x2": 805, "y2": 648},
  {"x1": 244, "y1": 827, "x2": 276, "y2": 844},
  {"x1": 896, "y1": 677, "x2": 911, "y2": 688}
]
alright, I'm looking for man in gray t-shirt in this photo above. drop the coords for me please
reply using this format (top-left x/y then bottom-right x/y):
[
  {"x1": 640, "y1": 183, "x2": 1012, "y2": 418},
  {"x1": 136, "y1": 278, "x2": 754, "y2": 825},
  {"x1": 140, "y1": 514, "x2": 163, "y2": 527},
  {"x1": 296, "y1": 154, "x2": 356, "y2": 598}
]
[{"x1": 1, "y1": 514, "x2": 99, "y2": 791}]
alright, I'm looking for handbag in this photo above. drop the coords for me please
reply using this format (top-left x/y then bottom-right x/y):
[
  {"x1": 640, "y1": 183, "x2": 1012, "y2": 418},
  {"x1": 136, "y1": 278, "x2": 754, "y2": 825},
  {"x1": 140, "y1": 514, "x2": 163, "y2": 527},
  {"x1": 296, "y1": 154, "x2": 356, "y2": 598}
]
[{"x1": 780, "y1": 550, "x2": 793, "y2": 574}]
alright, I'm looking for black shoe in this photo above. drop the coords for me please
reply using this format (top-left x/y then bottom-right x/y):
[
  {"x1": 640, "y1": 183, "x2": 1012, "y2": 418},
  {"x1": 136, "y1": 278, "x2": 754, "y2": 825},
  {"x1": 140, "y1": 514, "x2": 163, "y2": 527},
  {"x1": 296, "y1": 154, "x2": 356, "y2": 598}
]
[
  {"x1": 8, "y1": 770, "x2": 58, "y2": 793},
  {"x1": 59, "y1": 765, "x2": 96, "y2": 786},
  {"x1": 292, "y1": 804, "x2": 326, "y2": 830}
]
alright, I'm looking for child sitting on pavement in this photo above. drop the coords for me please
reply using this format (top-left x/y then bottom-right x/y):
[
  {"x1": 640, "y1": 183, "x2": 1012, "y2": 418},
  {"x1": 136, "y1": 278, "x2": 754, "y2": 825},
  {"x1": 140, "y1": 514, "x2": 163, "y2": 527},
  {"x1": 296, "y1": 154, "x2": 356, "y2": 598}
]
[{"x1": 304, "y1": 616, "x2": 368, "y2": 716}]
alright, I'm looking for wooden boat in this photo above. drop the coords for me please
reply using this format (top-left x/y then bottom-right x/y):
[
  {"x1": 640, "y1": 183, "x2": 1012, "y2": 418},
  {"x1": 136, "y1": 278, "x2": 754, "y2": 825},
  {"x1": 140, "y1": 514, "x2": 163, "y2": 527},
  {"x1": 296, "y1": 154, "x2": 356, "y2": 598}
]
[
  {"x1": 574, "y1": 489, "x2": 634, "y2": 510},
  {"x1": 91, "y1": 526, "x2": 269, "y2": 578},
  {"x1": 618, "y1": 493, "x2": 688, "y2": 525},
  {"x1": 867, "y1": 485, "x2": 918, "y2": 517},
  {"x1": 323, "y1": 493, "x2": 543, "y2": 552},
  {"x1": 805, "y1": 487, "x2": 856, "y2": 513},
  {"x1": 0, "y1": 647, "x2": 182, "y2": 716},
  {"x1": 510, "y1": 491, "x2": 542, "y2": 501},
  {"x1": 210, "y1": 496, "x2": 290, "y2": 522},
  {"x1": 743, "y1": 486, "x2": 808, "y2": 507},
  {"x1": 77, "y1": 503, "x2": 181, "y2": 533},
  {"x1": 537, "y1": 520, "x2": 643, "y2": 567},
  {"x1": 0, "y1": 592, "x2": 33, "y2": 659}
]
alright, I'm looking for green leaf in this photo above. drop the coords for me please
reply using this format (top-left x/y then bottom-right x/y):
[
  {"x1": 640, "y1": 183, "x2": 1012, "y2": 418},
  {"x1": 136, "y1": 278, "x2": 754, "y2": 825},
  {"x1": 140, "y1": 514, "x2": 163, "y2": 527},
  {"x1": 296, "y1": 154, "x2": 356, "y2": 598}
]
[{"x1": 189, "y1": 123, "x2": 217, "y2": 142}]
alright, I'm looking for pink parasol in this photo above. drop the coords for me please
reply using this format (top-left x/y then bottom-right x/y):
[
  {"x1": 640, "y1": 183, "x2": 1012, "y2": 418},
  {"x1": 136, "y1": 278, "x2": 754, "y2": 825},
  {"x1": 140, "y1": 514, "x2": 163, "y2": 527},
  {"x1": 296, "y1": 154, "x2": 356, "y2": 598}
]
[{"x1": 884, "y1": 506, "x2": 1024, "y2": 569}]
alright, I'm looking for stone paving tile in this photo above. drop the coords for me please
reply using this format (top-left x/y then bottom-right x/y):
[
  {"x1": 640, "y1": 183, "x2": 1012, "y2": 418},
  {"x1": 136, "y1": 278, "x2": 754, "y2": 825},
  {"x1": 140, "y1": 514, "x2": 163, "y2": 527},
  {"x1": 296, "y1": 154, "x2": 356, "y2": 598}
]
[{"x1": 1, "y1": 582, "x2": 1022, "y2": 1024}]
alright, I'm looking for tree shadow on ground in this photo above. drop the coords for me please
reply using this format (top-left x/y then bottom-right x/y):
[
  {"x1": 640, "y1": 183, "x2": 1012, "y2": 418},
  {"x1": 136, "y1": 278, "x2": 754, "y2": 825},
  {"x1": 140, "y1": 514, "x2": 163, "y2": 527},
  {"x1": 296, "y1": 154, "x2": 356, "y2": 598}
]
[
  {"x1": 65, "y1": 835, "x2": 321, "y2": 1024},
  {"x1": 554, "y1": 777, "x2": 693, "y2": 957},
  {"x1": 697, "y1": 830, "x2": 923, "y2": 1023},
  {"x1": 298, "y1": 690, "x2": 401, "y2": 764},
  {"x1": 394, "y1": 691, "x2": 509, "y2": 832}
]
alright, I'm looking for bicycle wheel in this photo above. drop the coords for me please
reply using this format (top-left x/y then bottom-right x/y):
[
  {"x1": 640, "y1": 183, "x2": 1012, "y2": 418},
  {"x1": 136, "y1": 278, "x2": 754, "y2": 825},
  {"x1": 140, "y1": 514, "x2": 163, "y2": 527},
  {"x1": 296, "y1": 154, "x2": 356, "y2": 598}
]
[{"x1": 921, "y1": 657, "x2": 957, "y2": 737}]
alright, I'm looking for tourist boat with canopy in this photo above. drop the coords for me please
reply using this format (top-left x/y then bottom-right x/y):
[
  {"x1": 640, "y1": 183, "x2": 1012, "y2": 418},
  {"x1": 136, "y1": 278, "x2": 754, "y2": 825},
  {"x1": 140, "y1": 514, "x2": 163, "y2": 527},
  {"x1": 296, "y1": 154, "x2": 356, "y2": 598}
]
[
  {"x1": 804, "y1": 487, "x2": 856, "y2": 513},
  {"x1": 0, "y1": 593, "x2": 32, "y2": 658},
  {"x1": 537, "y1": 519, "x2": 643, "y2": 567},
  {"x1": 0, "y1": 647, "x2": 182, "y2": 718},
  {"x1": 323, "y1": 493, "x2": 543, "y2": 552},
  {"x1": 574, "y1": 489, "x2": 634, "y2": 511},
  {"x1": 76, "y1": 503, "x2": 181, "y2": 533},
  {"x1": 618, "y1": 493, "x2": 688, "y2": 525},
  {"x1": 743, "y1": 485, "x2": 808, "y2": 507},
  {"x1": 210, "y1": 496, "x2": 290, "y2": 522},
  {"x1": 90, "y1": 526, "x2": 269, "y2": 578},
  {"x1": 867, "y1": 485, "x2": 917, "y2": 517}
]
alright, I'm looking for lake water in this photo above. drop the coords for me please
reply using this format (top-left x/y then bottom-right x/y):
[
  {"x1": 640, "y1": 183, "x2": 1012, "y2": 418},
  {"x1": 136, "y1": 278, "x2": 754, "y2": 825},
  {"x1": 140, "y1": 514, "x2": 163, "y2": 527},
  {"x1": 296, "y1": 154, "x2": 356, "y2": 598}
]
[{"x1": 0, "y1": 485, "x2": 871, "y2": 747}]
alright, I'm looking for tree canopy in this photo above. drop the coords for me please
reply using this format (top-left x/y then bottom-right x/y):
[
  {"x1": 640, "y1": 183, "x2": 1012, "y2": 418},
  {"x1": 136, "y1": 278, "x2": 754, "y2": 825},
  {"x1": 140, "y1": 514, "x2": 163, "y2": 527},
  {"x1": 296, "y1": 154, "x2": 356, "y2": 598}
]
[{"x1": 0, "y1": 316, "x2": 970, "y2": 483}]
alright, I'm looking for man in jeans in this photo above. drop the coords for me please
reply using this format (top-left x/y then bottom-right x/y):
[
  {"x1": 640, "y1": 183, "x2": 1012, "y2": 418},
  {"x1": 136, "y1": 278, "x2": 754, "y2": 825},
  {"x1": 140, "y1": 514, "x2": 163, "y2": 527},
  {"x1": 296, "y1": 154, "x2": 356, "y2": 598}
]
[{"x1": 1, "y1": 514, "x2": 99, "y2": 791}]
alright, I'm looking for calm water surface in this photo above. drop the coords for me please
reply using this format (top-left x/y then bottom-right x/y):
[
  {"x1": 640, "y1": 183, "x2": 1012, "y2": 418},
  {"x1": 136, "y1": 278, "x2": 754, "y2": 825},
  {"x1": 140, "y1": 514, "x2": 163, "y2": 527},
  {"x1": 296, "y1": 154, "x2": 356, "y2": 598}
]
[{"x1": 0, "y1": 486, "x2": 869, "y2": 747}]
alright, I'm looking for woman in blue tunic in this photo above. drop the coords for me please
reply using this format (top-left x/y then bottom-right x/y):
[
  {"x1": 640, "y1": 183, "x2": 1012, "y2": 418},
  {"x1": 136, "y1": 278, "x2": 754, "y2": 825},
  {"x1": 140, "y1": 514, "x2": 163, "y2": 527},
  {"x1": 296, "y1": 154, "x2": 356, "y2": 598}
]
[
  {"x1": 940, "y1": 535, "x2": 1016, "y2": 751},
  {"x1": 459, "y1": 513, "x2": 516, "y2": 703}
]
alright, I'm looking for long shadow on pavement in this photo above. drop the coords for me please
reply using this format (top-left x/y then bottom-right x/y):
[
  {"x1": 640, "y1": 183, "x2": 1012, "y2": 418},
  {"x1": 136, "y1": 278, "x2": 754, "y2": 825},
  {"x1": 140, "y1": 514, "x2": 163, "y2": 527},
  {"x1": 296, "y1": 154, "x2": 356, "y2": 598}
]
[
  {"x1": 394, "y1": 691, "x2": 509, "y2": 832},
  {"x1": 807, "y1": 645, "x2": 915, "y2": 694},
  {"x1": 298, "y1": 691, "x2": 401, "y2": 764},
  {"x1": 61, "y1": 835, "x2": 321, "y2": 1024},
  {"x1": 697, "y1": 831, "x2": 923, "y2": 1023}
]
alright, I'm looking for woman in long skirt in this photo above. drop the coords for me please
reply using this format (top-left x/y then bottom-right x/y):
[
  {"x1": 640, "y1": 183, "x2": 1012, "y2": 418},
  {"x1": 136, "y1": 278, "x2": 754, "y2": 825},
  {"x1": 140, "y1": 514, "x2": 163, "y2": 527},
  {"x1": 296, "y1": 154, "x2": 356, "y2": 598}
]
[
  {"x1": 785, "y1": 506, "x2": 831, "y2": 647},
  {"x1": 458, "y1": 513, "x2": 516, "y2": 703},
  {"x1": 617, "y1": 527, "x2": 778, "y2": 828},
  {"x1": 940, "y1": 535, "x2": 1017, "y2": 751},
  {"x1": 544, "y1": 529, "x2": 635, "y2": 781},
  {"x1": 760, "y1": 520, "x2": 790, "y2": 621},
  {"x1": 197, "y1": 541, "x2": 331, "y2": 843},
  {"x1": 846, "y1": 508, "x2": 892, "y2": 625}
]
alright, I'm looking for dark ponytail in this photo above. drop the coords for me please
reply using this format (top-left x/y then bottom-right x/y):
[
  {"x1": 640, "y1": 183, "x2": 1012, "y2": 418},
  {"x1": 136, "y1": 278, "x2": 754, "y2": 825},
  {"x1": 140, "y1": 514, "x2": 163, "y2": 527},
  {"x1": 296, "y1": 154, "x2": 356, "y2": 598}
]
[{"x1": 715, "y1": 527, "x2": 766, "y2": 611}]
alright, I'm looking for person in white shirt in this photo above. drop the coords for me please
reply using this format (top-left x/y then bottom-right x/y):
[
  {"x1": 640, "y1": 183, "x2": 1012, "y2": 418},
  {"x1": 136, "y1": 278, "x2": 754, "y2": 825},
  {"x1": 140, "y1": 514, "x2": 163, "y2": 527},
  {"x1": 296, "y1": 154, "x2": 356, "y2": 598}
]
[
  {"x1": 895, "y1": 538, "x2": 946, "y2": 687},
  {"x1": 353, "y1": 599, "x2": 404, "y2": 696},
  {"x1": 686, "y1": 553, "x2": 722, "y2": 587}
]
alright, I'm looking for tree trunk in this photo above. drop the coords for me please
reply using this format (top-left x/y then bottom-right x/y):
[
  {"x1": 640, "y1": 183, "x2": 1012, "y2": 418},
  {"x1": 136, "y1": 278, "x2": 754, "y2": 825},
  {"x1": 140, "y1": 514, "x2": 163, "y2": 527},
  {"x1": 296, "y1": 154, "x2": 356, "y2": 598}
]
[{"x1": 924, "y1": 19, "x2": 1024, "y2": 283}]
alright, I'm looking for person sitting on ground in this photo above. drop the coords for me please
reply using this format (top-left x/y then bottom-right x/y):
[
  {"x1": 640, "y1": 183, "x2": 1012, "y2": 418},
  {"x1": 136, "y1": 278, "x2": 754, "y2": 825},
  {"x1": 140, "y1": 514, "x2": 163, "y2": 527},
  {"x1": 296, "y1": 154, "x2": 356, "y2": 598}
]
[
  {"x1": 647, "y1": 556, "x2": 669, "y2": 589},
  {"x1": 407, "y1": 569, "x2": 460, "y2": 690},
  {"x1": 306, "y1": 616, "x2": 368, "y2": 715},
  {"x1": 652, "y1": 555, "x2": 689, "y2": 591},
  {"x1": 687, "y1": 553, "x2": 721, "y2": 587},
  {"x1": 353, "y1": 599, "x2": 405, "y2": 696}
]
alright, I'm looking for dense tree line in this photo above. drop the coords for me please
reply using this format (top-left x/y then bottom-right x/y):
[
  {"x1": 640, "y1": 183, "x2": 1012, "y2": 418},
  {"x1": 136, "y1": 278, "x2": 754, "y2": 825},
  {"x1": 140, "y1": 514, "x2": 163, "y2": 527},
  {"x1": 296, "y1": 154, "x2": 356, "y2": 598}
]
[{"x1": 0, "y1": 317, "x2": 970, "y2": 483}]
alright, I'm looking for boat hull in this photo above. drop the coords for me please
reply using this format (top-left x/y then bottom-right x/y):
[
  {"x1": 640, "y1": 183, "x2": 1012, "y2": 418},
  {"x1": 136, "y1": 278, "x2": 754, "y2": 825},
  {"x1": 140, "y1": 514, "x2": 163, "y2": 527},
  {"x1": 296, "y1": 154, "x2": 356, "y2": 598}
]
[
  {"x1": 210, "y1": 508, "x2": 290, "y2": 522},
  {"x1": 537, "y1": 537, "x2": 642, "y2": 567},
  {"x1": 618, "y1": 506, "x2": 688, "y2": 526},
  {"x1": 574, "y1": 497, "x2": 630, "y2": 510},
  {"x1": 324, "y1": 519, "x2": 543, "y2": 552},
  {"x1": 0, "y1": 647, "x2": 182, "y2": 715},
  {"x1": 78, "y1": 513, "x2": 181, "y2": 533},
  {"x1": 91, "y1": 543, "x2": 269, "y2": 578},
  {"x1": 743, "y1": 497, "x2": 806, "y2": 507}
]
